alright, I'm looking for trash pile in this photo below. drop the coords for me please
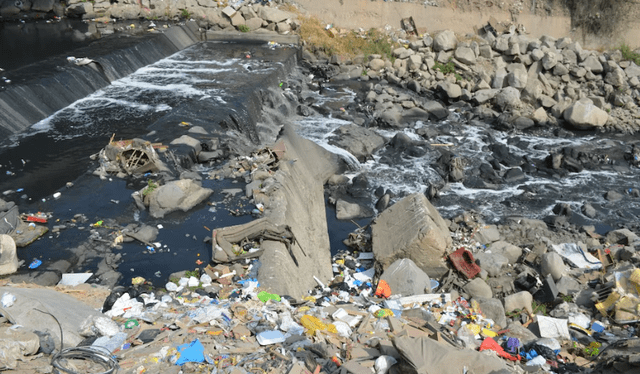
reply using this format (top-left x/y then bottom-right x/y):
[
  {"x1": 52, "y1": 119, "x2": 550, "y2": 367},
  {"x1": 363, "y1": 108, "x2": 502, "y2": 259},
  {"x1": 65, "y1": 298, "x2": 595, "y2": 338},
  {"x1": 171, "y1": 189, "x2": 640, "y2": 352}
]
[{"x1": 3, "y1": 183, "x2": 640, "y2": 373}]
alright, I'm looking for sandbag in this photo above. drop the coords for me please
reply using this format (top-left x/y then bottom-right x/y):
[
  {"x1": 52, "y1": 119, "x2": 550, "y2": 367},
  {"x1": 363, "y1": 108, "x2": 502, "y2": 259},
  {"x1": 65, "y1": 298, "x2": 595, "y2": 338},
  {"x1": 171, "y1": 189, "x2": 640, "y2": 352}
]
[{"x1": 393, "y1": 335, "x2": 508, "y2": 374}]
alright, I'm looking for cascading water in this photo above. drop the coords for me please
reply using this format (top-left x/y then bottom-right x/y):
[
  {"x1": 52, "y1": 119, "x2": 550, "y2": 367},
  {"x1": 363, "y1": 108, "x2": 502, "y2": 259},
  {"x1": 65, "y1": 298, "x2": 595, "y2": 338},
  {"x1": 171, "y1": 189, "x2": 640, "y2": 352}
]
[{"x1": 290, "y1": 76, "x2": 640, "y2": 229}]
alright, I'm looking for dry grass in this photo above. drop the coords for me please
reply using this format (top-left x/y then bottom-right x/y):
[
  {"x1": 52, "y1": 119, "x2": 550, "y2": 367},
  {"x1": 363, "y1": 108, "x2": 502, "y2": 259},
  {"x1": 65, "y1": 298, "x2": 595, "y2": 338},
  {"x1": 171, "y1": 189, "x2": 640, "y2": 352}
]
[{"x1": 298, "y1": 16, "x2": 398, "y2": 60}]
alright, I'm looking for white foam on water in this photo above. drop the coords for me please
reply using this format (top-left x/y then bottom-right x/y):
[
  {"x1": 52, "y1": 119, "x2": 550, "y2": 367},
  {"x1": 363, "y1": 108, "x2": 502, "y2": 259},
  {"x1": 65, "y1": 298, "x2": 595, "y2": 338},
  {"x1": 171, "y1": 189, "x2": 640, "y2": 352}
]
[
  {"x1": 318, "y1": 143, "x2": 361, "y2": 171},
  {"x1": 26, "y1": 45, "x2": 243, "y2": 136}
]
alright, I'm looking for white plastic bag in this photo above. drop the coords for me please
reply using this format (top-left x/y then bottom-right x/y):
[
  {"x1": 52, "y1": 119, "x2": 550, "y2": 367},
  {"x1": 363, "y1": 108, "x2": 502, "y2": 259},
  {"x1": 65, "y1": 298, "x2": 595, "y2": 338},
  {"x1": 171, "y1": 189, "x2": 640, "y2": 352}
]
[
  {"x1": 375, "y1": 355, "x2": 397, "y2": 374},
  {"x1": 0, "y1": 293, "x2": 15, "y2": 308}
]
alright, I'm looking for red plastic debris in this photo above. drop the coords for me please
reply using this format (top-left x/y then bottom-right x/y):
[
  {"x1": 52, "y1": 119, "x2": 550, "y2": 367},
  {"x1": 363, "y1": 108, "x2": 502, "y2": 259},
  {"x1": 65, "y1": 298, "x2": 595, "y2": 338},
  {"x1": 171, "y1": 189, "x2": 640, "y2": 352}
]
[
  {"x1": 26, "y1": 215, "x2": 47, "y2": 224},
  {"x1": 374, "y1": 279, "x2": 391, "y2": 298},
  {"x1": 478, "y1": 337, "x2": 521, "y2": 361},
  {"x1": 448, "y1": 247, "x2": 481, "y2": 279}
]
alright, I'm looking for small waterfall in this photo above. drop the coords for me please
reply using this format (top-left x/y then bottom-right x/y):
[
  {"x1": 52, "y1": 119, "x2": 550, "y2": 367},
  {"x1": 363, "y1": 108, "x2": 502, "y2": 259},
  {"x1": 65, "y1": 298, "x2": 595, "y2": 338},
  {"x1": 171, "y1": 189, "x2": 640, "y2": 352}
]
[{"x1": 0, "y1": 23, "x2": 201, "y2": 138}]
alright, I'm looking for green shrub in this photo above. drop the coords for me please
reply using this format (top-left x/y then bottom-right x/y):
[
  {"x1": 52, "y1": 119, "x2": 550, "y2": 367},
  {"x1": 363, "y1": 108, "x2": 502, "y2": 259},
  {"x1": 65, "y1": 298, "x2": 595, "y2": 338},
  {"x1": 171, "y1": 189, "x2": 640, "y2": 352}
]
[
  {"x1": 238, "y1": 24, "x2": 250, "y2": 32},
  {"x1": 620, "y1": 43, "x2": 640, "y2": 65},
  {"x1": 433, "y1": 59, "x2": 456, "y2": 75}
]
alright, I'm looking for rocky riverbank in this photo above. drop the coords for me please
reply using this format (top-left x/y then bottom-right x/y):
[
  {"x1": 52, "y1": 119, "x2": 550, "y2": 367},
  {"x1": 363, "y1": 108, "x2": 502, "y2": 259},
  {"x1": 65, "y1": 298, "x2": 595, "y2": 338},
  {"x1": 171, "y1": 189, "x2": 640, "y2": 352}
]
[{"x1": 1, "y1": 1, "x2": 640, "y2": 374}]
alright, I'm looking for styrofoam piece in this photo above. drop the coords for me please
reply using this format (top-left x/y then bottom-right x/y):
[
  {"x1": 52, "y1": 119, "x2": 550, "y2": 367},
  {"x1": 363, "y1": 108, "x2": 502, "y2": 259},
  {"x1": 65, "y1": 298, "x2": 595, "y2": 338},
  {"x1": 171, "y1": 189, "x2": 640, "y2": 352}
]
[
  {"x1": 332, "y1": 308, "x2": 362, "y2": 328},
  {"x1": 537, "y1": 315, "x2": 571, "y2": 340},
  {"x1": 256, "y1": 330, "x2": 286, "y2": 345},
  {"x1": 58, "y1": 273, "x2": 93, "y2": 286},
  {"x1": 551, "y1": 243, "x2": 601, "y2": 269},
  {"x1": 353, "y1": 267, "x2": 375, "y2": 282},
  {"x1": 396, "y1": 293, "x2": 452, "y2": 307},
  {"x1": 357, "y1": 252, "x2": 375, "y2": 260},
  {"x1": 568, "y1": 313, "x2": 591, "y2": 330},
  {"x1": 383, "y1": 300, "x2": 402, "y2": 310}
]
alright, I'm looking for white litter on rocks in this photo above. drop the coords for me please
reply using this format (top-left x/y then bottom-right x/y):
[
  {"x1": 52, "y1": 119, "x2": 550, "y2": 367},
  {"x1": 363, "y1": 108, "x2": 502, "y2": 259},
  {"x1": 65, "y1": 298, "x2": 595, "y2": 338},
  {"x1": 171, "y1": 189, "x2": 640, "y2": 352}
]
[{"x1": 551, "y1": 243, "x2": 602, "y2": 269}]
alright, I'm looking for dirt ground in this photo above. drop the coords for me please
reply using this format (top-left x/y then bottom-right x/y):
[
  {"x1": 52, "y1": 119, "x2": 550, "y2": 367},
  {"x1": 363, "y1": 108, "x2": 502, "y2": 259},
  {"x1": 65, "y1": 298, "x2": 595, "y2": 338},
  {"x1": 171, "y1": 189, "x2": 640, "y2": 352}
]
[{"x1": 294, "y1": 0, "x2": 640, "y2": 49}]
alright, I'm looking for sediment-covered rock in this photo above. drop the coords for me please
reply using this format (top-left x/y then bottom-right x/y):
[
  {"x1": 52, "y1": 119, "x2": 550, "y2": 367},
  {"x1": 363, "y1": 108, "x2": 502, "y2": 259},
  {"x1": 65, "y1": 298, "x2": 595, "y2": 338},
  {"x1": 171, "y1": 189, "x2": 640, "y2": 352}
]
[{"x1": 372, "y1": 193, "x2": 452, "y2": 274}]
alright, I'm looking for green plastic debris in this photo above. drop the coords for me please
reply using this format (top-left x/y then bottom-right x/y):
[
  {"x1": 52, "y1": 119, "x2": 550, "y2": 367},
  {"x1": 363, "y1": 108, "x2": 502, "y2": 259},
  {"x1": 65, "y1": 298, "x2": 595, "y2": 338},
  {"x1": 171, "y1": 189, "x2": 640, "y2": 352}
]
[
  {"x1": 585, "y1": 342, "x2": 601, "y2": 357},
  {"x1": 257, "y1": 291, "x2": 281, "y2": 303}
]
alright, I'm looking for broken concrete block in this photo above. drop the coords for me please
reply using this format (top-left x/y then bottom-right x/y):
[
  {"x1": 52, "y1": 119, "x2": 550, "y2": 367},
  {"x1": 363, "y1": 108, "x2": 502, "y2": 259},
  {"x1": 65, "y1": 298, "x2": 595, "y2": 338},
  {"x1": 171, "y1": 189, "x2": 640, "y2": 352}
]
[
  {"x1": 372, "y1": 193, "x2": 451, "y2": 273},
  {"x1": 380, "y1": 258, "x2": 431, "y2": 297},
  {"x1": 463, "y1": 278, "x2": 491, "y2": 300},
  {"x1": 474, "y1": 225, "x2": 501, "y2": 244},
  {"x1": 0, "y1": 235, "x2": 18, "y2": 276},
  {"x1": 504, "y1": 291, "x2": 533, "y2": 314},
  {"x1": 146, "y1": 179, "x2": 213, "y2": 218},
  {"x1": 541, "y1": 252, "x2": 565, "y2": 282}
]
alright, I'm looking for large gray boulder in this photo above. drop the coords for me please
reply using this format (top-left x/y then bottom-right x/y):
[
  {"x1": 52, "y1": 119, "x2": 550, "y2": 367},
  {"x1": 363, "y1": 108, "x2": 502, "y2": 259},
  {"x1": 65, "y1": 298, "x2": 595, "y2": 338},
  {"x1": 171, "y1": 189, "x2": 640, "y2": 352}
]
[
  {"x1": 380, "y1": 258, "x2": 431, "y2": 297},
  {"x1": 454, "y1": 46, "x2": 476, "y2": 65},
  {"x1": 494, "y1": 87, "x2": 521, "y2": 110},
  {"x1": 472, "y1": 297, "x2": 507, "y2": 328},
  {"x1": 257, "y1": 7, "x2": 293, "y2": 23},
  {"x1": 170, "y1": 134, "x2": 202, "y2": 154},
  {"x1": 563, "y1": 98, "x2": 608, "y2": 130},
  {"x1": 464, "y1": 278, "x2": 492, "y2": 299},
  {"x1": 474, "y1": 252, "x2": 509, "y2": 277},
  {"x1": 541, "y1": 252, "x2": 565, "y2": 281},
  {"x1": 66, "y1": 2, "x2": 93, "y2": 16},
  {"x1": 328, "y1": 124, "x2": 385, "y2": 162},
  {"x1": 336, "y1": 199, "x2": 374, "y2": 220},
  {"x1": 0, "y1": 235, "x2": 18, "y2": 276},
  {"x1": 438, "y1": 81, "x2": 462, "y2": 100},
  {"x1": 489, "y1": 241, "x2": 522, "y2": 264},
  {"x1": 109, "y1": 4, "x2": 140, "y2": 19},
  {"x1": 146, "y1": 179, "x2": 213, "y2": 218},
  {"x1": 433, "y1": 30, "x2": 457, "y2": 52},
  {"x1": 422, "y1": 100, "x2": 449, "y2": 120},
  {"x1": 507, "y1": 68, "x2": 528, "y2": 89},
  {"x1": 372, "y1": 193, "x2": 452, "y2": 273},
  {"x1": 582, "y1": 55, "x2": 603, "y2": 74},
  {"x1": 473, "y1": 89, "x2": 499, "y2": 105},
  {"x1": 504, "y1": 291, "x2": 533, "y2": 314},
  {"x1": 626, "y1": 63, "x2": 640, "y2": 79},
  {"x1": 31, "y1": 0, "x2": 55, "y2": 12}
]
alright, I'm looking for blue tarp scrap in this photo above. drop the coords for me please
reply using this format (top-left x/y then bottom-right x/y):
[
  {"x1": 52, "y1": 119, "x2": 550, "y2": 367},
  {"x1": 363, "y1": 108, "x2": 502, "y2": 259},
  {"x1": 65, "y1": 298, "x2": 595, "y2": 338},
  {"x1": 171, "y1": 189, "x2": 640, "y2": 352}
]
[{"x1": 174, "y1": 339, "x2": 205, "y2": 365}]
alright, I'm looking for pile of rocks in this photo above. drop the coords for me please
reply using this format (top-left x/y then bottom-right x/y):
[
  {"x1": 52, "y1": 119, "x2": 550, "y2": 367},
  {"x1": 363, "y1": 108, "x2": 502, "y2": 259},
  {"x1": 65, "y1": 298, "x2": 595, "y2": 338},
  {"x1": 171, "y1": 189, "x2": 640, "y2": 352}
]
[
  {"x1": 0, "y1": 0, "x2": 300, "y2": 36},
  {"x1": 316, "y1": 28, "x2": 640, "y2": 133}
]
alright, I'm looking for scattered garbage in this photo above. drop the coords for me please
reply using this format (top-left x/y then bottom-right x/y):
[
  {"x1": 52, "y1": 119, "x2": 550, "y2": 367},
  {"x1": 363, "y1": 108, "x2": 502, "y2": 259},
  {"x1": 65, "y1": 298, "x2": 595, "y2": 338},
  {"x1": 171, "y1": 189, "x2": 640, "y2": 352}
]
[
  {"x1": 1, "y1": 292, "x2": 15, "y2": 307},
  {"x1": 58, "y1": 273, "x2": 93, "y2": 286},
  {"x1": 28, "y1": 259, "x2": 42, "y2": 269}
]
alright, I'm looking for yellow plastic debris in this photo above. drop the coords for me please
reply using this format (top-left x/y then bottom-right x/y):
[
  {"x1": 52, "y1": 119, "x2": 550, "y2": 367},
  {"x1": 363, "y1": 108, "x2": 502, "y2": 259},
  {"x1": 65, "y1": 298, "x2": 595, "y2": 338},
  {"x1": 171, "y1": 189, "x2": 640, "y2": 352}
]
[
  {"x1": 482, "y1": 328, "x2": 498, "y2": 338},
  {"x1": 595, "y1": 291, "x2": 621, "y2": 315},
  {"x1": 630, "y1": 269, "x2": 640, "y2": 285},
  {"x1": 300, "y1": 315, "x2": 338, "y2": 336},
  {"x1": 375, "y1": 309, "x2": 394, "y2": 318},
  {"x1": 466, "y1": 323, "x2": 481, "y2": 335},
  {"x1": 131, "y1": 277, "x2": 145, "y2": 285}
]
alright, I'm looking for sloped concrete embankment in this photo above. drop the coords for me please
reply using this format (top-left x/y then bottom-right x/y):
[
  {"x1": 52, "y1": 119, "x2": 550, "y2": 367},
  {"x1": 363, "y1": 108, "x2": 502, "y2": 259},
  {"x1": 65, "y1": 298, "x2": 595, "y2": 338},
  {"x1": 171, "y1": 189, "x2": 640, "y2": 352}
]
[
  {"x1": 256, "y1": 124, "x2": 344, "y2": 298},
  {"x1": 0, "y1": 22, "x2": 200, "y2": 138}
]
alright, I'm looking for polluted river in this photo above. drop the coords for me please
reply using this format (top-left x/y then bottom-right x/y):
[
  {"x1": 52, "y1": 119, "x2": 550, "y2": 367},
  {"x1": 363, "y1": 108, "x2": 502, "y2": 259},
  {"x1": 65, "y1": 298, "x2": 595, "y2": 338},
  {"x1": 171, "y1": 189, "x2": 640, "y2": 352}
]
[{"x1": 1, "y1": 22, "x2": 640, "y2": 291}]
